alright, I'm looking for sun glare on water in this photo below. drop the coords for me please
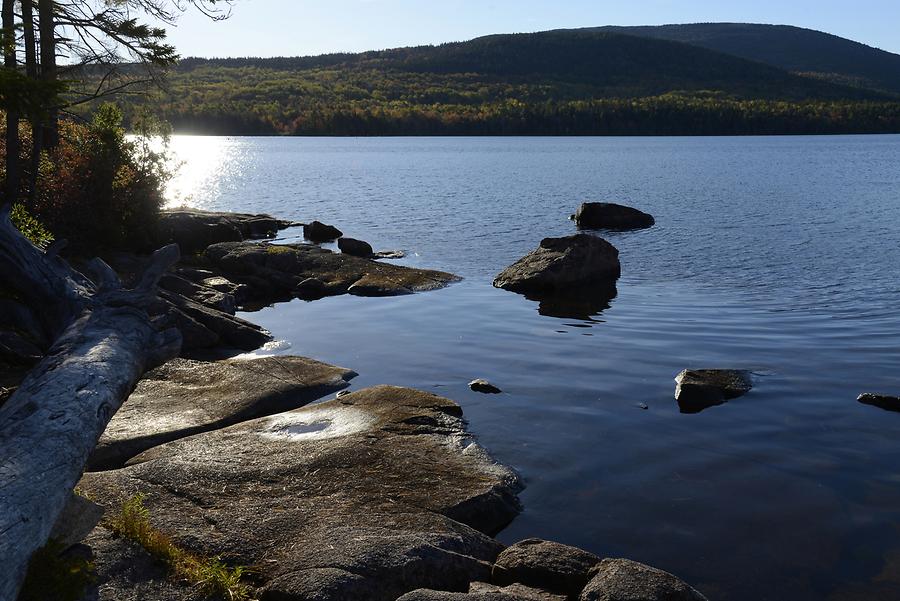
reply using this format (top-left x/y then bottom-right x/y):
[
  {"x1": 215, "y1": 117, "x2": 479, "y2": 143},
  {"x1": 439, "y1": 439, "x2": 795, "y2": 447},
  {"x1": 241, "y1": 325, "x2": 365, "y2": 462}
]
[{"x1": 162, "y1": 136, "x2": 246, "y2": 209}]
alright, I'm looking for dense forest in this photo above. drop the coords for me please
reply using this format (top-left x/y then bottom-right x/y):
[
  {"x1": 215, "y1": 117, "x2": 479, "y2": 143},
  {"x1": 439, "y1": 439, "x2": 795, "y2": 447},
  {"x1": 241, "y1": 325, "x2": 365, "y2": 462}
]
[
  {"x1": 592, "y1": 23, "x2": 900, "y2": 95},
  {"x1": 109, "y1": 29, "x2": 900, "y2": 136}
]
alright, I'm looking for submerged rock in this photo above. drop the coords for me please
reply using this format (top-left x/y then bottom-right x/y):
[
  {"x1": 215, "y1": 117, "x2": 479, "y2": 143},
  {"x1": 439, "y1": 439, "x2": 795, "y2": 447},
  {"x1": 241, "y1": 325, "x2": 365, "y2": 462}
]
[
  {"x1": 494, "y1": 235, "x2": 620, "y2": 296},
  {"x1": 857, "y1": 393, "x2": 900, "y2": 412},
  {"x1": 202, "y1": 241, "x2": 458, "y2": 304},
  {"x1": 674, "y1": 369, "x2": 753, "y2": 414},
  {"x1": 79, "y1": 386, "x2": 523, "y2": 601},
  {"x1": 580, "y1": 558, "x2": 707, "y2": 601},
  {"x1": 492, "y1": 538, "x2": 602, "y2": 598},
  {"x1": 572, "y1": 203, "x2": 655, "y2": 231},
  {"x1": 304, "y1": 220, "x2": 344, "y2": 242},
  {"x1": 88, "y1": 356, "x2": 356, "y2": 470},
  {"x1": 470, "y1": 379, "x2": 502, "y2": 394},
  {"x1": 338, "y1": 237, "x2": 375, "y2": 257}
]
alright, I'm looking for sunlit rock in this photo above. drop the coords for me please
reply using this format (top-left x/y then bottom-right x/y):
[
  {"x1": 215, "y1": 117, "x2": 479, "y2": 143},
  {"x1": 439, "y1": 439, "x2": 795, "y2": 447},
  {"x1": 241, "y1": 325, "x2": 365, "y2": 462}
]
[
  {"x1": 493, "y1": 234, "x2": 620, "y2": 296},
  {"x1": 79, "y1": 386, "x2": 523, "y2": 601},
  {"x1": 674, "y1": 369, "x2": 753, "y2": 414}
]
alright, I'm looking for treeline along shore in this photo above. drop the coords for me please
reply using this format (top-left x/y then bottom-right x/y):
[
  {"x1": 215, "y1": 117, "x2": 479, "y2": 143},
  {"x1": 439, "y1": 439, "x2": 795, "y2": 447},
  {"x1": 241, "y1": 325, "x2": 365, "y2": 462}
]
[{"x1": 107, "y1": 27, "x2": 900, "y2": 136}]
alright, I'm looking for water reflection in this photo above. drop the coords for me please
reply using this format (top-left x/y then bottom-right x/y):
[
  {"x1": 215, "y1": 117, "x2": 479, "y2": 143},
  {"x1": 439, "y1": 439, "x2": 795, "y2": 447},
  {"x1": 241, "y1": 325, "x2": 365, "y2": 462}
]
[{"x1": 525, "y1": 284, "x2": 618, "y2": 322}]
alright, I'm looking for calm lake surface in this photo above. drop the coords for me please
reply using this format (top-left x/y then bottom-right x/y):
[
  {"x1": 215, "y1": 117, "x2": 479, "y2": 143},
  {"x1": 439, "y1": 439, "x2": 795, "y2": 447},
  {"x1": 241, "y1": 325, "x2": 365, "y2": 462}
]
[{"x1": 167, "y1": 135, "x2": 900, "y2": 601}]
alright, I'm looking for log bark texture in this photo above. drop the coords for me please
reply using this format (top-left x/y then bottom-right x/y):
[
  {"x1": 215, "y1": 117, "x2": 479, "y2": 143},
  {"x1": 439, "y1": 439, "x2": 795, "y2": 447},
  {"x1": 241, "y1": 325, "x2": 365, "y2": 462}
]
[{"x1": 0, "y1": 207, "x2": 181, "y2": 601}]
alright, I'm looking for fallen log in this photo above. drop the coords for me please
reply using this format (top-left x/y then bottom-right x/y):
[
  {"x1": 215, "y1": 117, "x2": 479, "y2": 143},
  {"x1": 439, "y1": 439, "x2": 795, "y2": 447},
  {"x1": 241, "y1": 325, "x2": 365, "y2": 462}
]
[{"x1": 0, "y1": 203, "x2": 182, "y2": 601}]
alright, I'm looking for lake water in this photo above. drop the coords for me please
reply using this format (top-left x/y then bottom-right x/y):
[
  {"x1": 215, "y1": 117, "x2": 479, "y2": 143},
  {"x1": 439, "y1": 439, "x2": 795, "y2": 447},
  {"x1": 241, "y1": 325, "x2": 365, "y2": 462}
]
[{"x1": 166, "y1": 135, "x2": 900, "y2": 601}]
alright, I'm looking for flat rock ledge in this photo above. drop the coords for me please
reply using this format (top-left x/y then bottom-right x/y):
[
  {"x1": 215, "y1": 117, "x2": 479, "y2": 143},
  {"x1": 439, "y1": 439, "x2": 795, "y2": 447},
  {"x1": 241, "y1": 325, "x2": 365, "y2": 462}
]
[
  {"x1": 155, "y1": 208, "x2": 297, "y2": 254},
  {"x1": 675, "y1": 369, "x2": 753, "y2": 414},
  {"x1": 493, "y1": 235, "x2": 620, "y2": 296},
  {"x1": 200, "y1": 241, "x2": 459, "y2": 304},
  {"x1": 572, "y1": 203, "x2": 655, "y2": 231},
  {"x1": 87, "y1": 356, "x2": 356, "y2": 471},
  {"x1": 79, "y1": 386, "x2": 523, "y2": 601}
]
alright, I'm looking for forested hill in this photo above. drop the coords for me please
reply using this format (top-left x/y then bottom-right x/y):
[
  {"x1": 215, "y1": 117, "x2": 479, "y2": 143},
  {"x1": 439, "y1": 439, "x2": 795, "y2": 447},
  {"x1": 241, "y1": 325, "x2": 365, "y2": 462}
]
[
  {"x1": 117, "y1": 28, "x2": 900, "y2": 136},
  {"x1": 590, "y1": 23, "x2": 900, "y2": 95}
]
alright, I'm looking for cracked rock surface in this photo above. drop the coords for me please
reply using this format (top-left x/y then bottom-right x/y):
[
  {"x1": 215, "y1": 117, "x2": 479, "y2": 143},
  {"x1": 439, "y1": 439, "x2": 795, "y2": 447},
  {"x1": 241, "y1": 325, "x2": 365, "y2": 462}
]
[{"x1": 79, "y1": 385, "x2": 523, "y2": 601}]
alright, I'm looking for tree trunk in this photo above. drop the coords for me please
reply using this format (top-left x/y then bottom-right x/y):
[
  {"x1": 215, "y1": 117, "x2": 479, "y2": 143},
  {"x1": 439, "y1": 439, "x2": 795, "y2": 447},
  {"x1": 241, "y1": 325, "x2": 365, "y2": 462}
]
[
  {"x1": 0, "y1": 205, "x2": 182, "y2": 600},
  {"x1": 22, "y1": 0, "x2": 42, "y2": 205},
  {"x1": 2, "y1": 0, "x2": 20, "y2": 206},
  {"x1": 37, "y1": 0, "x2": 57, "y2": 149}
]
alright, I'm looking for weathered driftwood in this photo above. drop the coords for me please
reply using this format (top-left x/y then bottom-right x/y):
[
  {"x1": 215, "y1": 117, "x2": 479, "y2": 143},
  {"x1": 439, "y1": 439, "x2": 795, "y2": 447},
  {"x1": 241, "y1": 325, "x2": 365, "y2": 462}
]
[{"x1": 0, "y1": 204, "x2": 182, "y2": 601}]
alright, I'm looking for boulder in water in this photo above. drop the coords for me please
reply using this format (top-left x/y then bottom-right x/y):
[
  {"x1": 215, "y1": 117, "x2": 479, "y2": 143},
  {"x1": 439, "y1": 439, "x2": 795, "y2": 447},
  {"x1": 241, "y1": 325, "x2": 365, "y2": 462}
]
[
  {"x1": 857, "y1": 393, "x2": 900, "y2": 412},
  {"x1": 572, "y1": 203, "x2": 654, "y2": 231},
  {"x1": 338, "y1": 237, "x2": 374, "y2": 257},
  {"x1": 493, "y1": 235, "x2": 620, "y2": 296},
  {"x1": 303, "y1": 220, "x2": 343, "y2": 242},
  {"x1": 674, "y1": 369, "x2": 753, "y2": 414}
]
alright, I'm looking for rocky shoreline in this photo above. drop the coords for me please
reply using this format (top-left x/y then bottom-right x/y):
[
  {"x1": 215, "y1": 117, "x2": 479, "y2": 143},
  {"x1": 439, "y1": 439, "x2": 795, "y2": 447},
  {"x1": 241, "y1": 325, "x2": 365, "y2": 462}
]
[{"x1": 4, "y1": 208, "x2": 709, "y2": 600}]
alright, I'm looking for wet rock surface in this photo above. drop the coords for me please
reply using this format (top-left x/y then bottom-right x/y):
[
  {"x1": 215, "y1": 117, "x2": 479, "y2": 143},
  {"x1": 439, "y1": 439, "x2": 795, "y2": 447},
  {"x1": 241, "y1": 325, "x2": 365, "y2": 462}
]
[
  {"x1": 202, "y1": 241, "x2": 458, "y2": 304},
  {"x1": 572, "y1": 203, "x2": 655, "y2": 231},
  {"x1": 492, "y1": 538, "x2": 602, "y2": 598},
  {"x1": 857, "y1": 392, "x2": 900, "y2": 412},
  {"x1": 580, "y1": 559, "x2": 708, "y2": 601},
  {"x1": 494, "y1": 235, "x2": 620, "y2": 296},
  {"x1": 88, "y1": 356, "x2": 356, "y2": 471},
  {"x1": 674, "y1": 369, "x2": 753, "y2": 414},
  {"x1": 79, "y1": 386, "x2": 523, "y2": 601}
]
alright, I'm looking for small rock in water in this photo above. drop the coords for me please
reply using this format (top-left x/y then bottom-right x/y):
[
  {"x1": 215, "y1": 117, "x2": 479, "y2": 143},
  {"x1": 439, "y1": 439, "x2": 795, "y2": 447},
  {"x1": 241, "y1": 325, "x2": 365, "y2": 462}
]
[
  {"x1": 857, "y1": 393, "x2": 900, "y2": 412},
  {"x1": 572, "y1": 202, "x2": 655, "y2": 231},
  {"x1": 469, "y1": 379, "x2": 502, "y2": 394},
  {"x1": 373, "y1": 250, "x2": 406, "y2": 260},
  {"x1": 637, "y1": 402, "x2": 649, "y2": 410},
  {"x1": 303, "y1": 220, "x2": 343, "y2": 242},
  {"x1": 338, "y1": 237, "x2": 374, "y2": 257},
  {"x1": 294, "y1": 277, "x2": 328, "y2": 301},
  {"x1": 674, "y1": 369, "x2": 753, "y2": 414}
]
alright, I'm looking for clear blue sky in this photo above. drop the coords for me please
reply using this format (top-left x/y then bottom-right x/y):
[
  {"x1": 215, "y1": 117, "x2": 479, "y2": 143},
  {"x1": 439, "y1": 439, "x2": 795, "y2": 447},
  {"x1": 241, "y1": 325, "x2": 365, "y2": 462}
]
[{"x1": 163, "y1": 0, "x2": 900, "y2": 58}]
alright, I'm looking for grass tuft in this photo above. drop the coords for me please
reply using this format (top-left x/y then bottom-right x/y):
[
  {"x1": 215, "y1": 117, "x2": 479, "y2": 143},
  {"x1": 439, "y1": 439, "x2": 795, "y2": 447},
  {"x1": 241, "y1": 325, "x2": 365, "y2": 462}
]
[{"x1": 106, "y1": 494, "x2": 255, "y2": 601}]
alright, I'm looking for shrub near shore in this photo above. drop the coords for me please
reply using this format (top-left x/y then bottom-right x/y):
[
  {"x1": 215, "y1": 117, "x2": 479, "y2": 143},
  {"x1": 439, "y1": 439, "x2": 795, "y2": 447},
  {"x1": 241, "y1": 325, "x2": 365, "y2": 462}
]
[{"x1": 1, "y1": 105, "x2": 170, "y2": 254}]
